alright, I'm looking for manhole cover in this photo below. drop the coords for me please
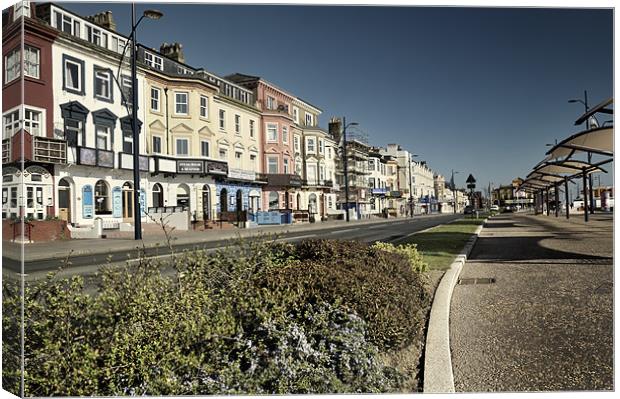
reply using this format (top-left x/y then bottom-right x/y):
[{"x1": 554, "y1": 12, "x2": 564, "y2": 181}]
[{"x1": 458, "y1": 277, "x2": 496, "y2": 285}]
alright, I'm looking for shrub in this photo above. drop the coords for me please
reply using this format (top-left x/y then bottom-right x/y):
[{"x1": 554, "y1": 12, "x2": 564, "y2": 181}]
[
  {"x1": 2, "y1": 238, "x2": 406, "y2": 396},
  {"x1": 260, "y1": 239, "x2": 431, "y2": 351},
  {"x1": 371, "y1": 241, "x2": 428, "y2": 273}
]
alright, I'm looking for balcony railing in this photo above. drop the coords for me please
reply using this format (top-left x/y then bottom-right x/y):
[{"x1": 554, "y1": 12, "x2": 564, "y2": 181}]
[
  {"x1": 33, "y1": 136, "x2": 67, "y2": 164},
  {"x1": 303, "y1": 179, "x2": 334, "y2": 188},
  {"x1": 2, "y1": 139, "x2": 10, "y2": 164}
]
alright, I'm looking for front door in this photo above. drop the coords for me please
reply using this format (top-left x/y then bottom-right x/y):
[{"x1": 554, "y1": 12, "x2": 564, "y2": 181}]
[
  {"x1": 58, "y1": 183, "x2": 71, "y2": 223},
  {"x1": 122, "y1": 184, "x2": 133, "y2": 222}
]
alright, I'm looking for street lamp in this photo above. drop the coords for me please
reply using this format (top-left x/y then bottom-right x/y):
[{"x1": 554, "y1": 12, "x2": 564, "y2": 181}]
[
  {"x1": 408, "y1": 154, "x2": 418, "y2": 218},
  {"x1": 568, "y1": 90, "x2": 594, "y2": 215},
  {"x1": 451, "y1": 169, "x2": 459, "y2": 214},
  {"x1": 128, "y1": 5, "x2": 163, "y2": 240},
  {"x1": 341, "y1": 117, "x2": 358, "y2": 222}
]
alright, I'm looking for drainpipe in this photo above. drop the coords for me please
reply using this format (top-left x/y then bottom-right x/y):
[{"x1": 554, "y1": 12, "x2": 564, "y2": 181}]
[{"x1": 164, "y1": 87, "x2": 170, "y2": 154}]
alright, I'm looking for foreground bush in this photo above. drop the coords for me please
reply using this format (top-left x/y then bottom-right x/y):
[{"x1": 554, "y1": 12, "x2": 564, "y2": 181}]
[
  {"x1": 262, "y1": 239, "x2": 431, "y2": 351},
  {"x1": 1, "y1": 237, "x2": 418, "y2": 396},
  {"x1": 371, "y1": 241, "x2": 428, "y2": 273}
]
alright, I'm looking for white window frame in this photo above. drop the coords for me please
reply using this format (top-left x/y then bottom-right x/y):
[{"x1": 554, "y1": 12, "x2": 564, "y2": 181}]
[
  {"x1": 282, "y1": 126, "x2": 288, "y2": 144},
  {"x1": 4, "y1": 47, "x2": 20, "y2": 84},
  {"x1": 175, "y1": 92, "x2": 188, "y2": 115},
  {"x1": 94, "y1": 69, "x2": 112, "y2": 100},
  {"x1": 306, "y1": 137, "x2": 316, "y2": 153},
  {"x1": 267, "y1": 156, "x2": 279, "y2": 174},
  {"x1": 200, "y1": 95, "x2": 209, "y2": 119},
  {"x1": 175, "y1": 138, "x2": 189, "y2": 156},
  {"x1": 86, "y1": 25, "x2": 107, "y2": 47},
  {"x1": 235, "y1": 114, "x2": 241, "y2": 134},
  {"x1": 3, "y1": 109, "x2": 20, "y2": 139},
  {"x1": 249, "y1": 120, "x2": 255, "y2": 138},
  {"x1": 24, "y1": 45, "x2": 40, "y2": 79},
  {"x1": 95, "y1": 125, "x2": 111, "y2": 151},
  {"x1": 219, "y1": 148, "x2": 228, "y2": 160},
  {"x1": 305, "y1": 113, "x2": 314, "y2": 126},
  {"x1": 144, "y1": 52, "x2": 163, "y2": 71},
  {"x1": 219, "y1": 109, "x2": 226, "y2": 130},
  {"x1": 294, "y1": 135, "x2": 300, "y2": 152},
  {"x1": 201, "y1": 140, "x2": 210, "y2": 157},
  {"x1": 235, "y1": 151, "x2": 243, "y2": 168},
  {"x1": 283, "y1": 158, "x2": 290, "y2": 174},
  {"x1": 293, "y1": 107, "x2": 299, "y2": 124},
  {"x1": 64, "y1": 58, "x2": 82, "y2": 92},
  {"x1": 23, "y1": 108, "x2": 43, "y2": 137},
  {"x1": 266, "y1": 123, "x2": 278, "y2": 142},
  {"x1": 266, "y1": 96, "x2": 275, "y2": 110},
  {"x1": 319, "y1": 139, "x2": 324, "y2": 154},
  {"x1": 151, "y1": 87, "x2": 161, "y2": 112}
]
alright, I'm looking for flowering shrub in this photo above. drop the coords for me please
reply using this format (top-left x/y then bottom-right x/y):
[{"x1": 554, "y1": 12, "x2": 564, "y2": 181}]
[{"x1": 371, "y1": 241, "x2": 428, "y2": 273}]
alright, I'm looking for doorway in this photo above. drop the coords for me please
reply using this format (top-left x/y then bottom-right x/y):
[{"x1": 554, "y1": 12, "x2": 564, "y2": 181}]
[
  {"x1": 58, "y1": 178, "x2": 72, "y2": 223},
  {"x1": 122, "y1": 182, "x2": 134, "y2": 221}
]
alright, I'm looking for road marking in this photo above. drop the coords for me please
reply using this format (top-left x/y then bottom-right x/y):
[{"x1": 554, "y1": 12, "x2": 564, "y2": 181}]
[
  {"x1": 330, "y1": 228, "x2": 359, "y2": 234},
  {"x1": 281, "y1": 233, "x2": 317, "y2": 241}
]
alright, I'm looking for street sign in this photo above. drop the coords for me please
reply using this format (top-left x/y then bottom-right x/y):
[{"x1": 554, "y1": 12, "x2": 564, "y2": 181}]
[{"x1": 466, "y1": 174, "x2": 476, "y2": 184}]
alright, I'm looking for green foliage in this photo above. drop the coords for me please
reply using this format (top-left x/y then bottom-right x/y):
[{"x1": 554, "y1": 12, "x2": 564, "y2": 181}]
[
  {"x1": 260, "y1": 239, "x2": 431, "y2": 351},
  {"x1": 2, "y1": 236, "x2": 420, "y2": 396},
  {"x1": 371, "y1": 241, "x2": 428, "y2": 273}
]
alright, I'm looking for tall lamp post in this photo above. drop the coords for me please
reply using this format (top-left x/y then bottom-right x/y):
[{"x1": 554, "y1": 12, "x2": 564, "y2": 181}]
[
  {"x1": 127, "y1": 4, "x2": 163, "y2": 240},
  {"x1": 408, "y1": 153, "x2": 418, "y2": 217},
  {"x1": 341, "y1": 117, "x2": 358, "y2": 222},
  {"x1": 451, "y1": 169, "x2": 459, "y2": 214},
  {"x1": 569, "y1": 91, "x2": 594, "y2": 215}
]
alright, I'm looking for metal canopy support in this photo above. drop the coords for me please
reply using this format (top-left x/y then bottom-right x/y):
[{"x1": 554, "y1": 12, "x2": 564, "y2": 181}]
[
  {"x1": 545, "y1": 187, "x2": 550, "y2": 216},
  {"x1": 554, "y1": 183, "x2": 559, "y2": 217},
  {"x1": 582, "y1": 167, "x2": 589, "y2": 222},
  {"x1": 564, "y1": 176, "x2": 570, "y2": 219}
]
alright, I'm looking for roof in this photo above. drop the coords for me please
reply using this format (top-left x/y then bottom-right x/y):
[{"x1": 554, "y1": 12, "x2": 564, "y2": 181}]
[
  {"x1": 574, "y1": 97, "x2": 613, "y2": 126},
  {"x1": 546, "y1": 126, "x2": 613, "y2": 159}
]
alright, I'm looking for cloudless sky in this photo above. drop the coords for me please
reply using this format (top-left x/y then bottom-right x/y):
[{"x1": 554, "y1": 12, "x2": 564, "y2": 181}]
[{"x1": 62, "y1": 1, "x2": 614, "y2": 191}]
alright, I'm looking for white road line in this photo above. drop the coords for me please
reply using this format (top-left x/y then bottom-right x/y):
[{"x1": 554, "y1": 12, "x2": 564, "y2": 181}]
[
  {"x1": 329, "y1": 228, "x2": 359, "y2": 234},
  {"x1": 281, "y1": 234, "x2": 317, "y2": 241}
]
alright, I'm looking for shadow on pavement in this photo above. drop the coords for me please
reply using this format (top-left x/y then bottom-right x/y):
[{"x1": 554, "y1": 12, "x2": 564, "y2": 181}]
[{"x1": 469, "y1": 235, "x2": 612, "y2": 262}]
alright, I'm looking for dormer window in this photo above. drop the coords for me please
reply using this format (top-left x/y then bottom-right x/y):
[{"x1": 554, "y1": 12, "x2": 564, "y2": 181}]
[
  {"x1": 266, "y1": 96, "x2": 275, "y2": 110},
  {"x1": 145, "y1": 52, "x2": 163, "y2": 70},
  {"x1": 54, "y1": 11, "x2": 80, "y2": 36},
  {"x1": 87, "y1": 25, "x2": 108, "y2": 47},
  {"x1": 305, "y1": 113, "x2": 314, "y2": 126}
]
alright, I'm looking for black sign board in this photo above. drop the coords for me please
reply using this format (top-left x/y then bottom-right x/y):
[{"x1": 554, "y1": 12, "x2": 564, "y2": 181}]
[
  {"x1": 466, "y1": 174, "x2": 476, "y2": 184},
  {"x1": 206, "y1": 160, "x2": 228, "y2": 175},
  {"x1": 177, "y1": 160, "x2": 204, "y2": 174}
]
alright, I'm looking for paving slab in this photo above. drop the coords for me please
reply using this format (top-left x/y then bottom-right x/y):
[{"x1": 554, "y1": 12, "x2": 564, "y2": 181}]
[{"x1": 450, "y1": 213, "x2": 613, "y2": 392}]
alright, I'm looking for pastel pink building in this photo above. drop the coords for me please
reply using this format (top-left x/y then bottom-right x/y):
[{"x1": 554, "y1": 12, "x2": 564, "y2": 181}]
[{"x1": 226, "y1": 74, "x2": 301, "y2": 211}]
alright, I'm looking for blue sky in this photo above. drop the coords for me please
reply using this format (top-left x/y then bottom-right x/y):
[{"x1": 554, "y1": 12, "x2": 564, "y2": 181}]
[{"x1": 61, "y1": 2, "x2": 614, "y2": 191}]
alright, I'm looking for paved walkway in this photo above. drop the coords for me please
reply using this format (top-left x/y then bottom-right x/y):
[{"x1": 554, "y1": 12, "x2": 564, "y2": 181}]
[{"x1": 450, "y1": 213, "x2": 613, "y2": 392}]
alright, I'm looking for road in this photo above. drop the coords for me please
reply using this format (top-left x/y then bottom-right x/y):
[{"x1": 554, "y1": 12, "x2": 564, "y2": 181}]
[{"x1": 2, "y1": 214, "x2": 462, "y2": 279}]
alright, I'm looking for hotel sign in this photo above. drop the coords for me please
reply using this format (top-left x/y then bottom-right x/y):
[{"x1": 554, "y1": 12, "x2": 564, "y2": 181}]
[
  {"x1": 206, "y1": 160, "x2": 228, "y2": 176},
  {"x1": 176, "y1": 160, "x2": 204, "y2": 174},
  {"x1": 228, "y1": 168, "x2": 256, "y2": 181}
]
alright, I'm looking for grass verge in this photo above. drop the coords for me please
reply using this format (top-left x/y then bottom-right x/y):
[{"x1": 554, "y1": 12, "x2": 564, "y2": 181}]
[{"x1": 401, "y1": 216, "x2": 486, "y2": 271}]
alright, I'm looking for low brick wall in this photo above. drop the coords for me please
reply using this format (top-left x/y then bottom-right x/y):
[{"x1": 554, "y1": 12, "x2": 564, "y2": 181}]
[{"x1": 2, "y1": 219, "x2": 71, "y2": 242}]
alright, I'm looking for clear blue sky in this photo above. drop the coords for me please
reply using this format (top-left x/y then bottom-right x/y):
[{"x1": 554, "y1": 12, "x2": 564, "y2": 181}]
[{"x1": 62, "y1": 2, "x2": 614, "y2": 191}]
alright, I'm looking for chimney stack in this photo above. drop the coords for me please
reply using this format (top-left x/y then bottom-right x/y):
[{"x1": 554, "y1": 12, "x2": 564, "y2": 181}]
[
  {"x1": 160, "y1": 42, "x2": 185, "y2": 64},
  {"x1": 86, "y1": 11, "x2": 116, "y2": 31}
]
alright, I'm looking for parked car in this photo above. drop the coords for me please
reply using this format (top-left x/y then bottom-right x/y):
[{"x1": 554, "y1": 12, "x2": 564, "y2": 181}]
[
  {"x1": 464, "y1": 205, "x2": 475, "y2": 215},
  {"x1": 490, "y1": 205, "x2": 499, "y2": 211},
  {"x1": 502, "y1": 206, "x2": 514, "y2": 213}
]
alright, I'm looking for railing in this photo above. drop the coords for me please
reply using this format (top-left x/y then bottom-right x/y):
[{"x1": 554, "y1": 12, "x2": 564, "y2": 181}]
[
  {"x1": 11, "y1": 219, "x2": 33, "y2": 242},
  {"x1": 33, "y1": 136, "x2": 67, "y2": 164},
  {"x1": 2, "y1": 138, "x2": 10, "y2": 164},
  {"x1": 303, "y1": 179, "x2": 334, "y2": 188}
]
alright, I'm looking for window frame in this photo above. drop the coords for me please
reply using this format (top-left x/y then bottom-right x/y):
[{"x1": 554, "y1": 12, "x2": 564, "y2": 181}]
[
  {"x1": 249, "y1": 119, "x2": 255, "y2": 138},
  {"x1": 150, "y1": 87, "x2": 161, "y2": 112},
  {"x1": 201, "y1": 140, "x2": 210, "y2": 158},
  {"x1": 234, "y1": 114, "x2": 241, "y2": 135},
  {"x1": 152, "y1": 135, "x2": 162, "y2": 154},
  {"x1": 219, "y1": 109, "x2": 226, "y2": 130},
  {"x1": 174, "y1": 91, "x2": 189, "y2": 115},
  {"x1": 24, "y1": 45, "x2": 40, "y2": 79},
  {"x1": 95, "y1": 125, "x2": 111, "y2": 151},
  {"x1": 267, "y1": 156, "x2": 279, "y2": 174},
  {"x1": 93, "y1": 67, "x2": 113, "y2": 102},
  {"x1": 266, "y1": 123, "x2": 278, "y2": 143},
  {"x1": 175, "y1": 137, "x2": 190, "y2": 157},
  {"x1": 282, "y1": 126, "x2": 288, "y2": 144},
  {"x1": 200, "y1": 95, "x2": 209, "y2": 119},
  {"x1": 4, "y1": 47, "x2": 20, "y2": 84},
  {"x1": 62, "y1": 54, "x2": 85, "y2": 95}
]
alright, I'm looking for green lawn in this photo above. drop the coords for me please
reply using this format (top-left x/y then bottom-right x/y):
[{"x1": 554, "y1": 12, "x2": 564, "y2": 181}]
[{"x1": 403, "y1": 216, "x2": 487, "y2": 271}]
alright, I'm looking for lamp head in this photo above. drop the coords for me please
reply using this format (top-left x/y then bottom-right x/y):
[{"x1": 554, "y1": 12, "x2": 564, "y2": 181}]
[{"x1": 143, "y1": 9, "x2": 163, "y2": 20}]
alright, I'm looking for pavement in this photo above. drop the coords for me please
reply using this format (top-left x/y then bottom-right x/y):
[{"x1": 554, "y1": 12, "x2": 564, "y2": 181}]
[
  {"x1": 1, "y1": 213, "x2": 462, "y2": 278},
  {"x1": 450, "y1": 212, "x2": 613, "y2": 392}
]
